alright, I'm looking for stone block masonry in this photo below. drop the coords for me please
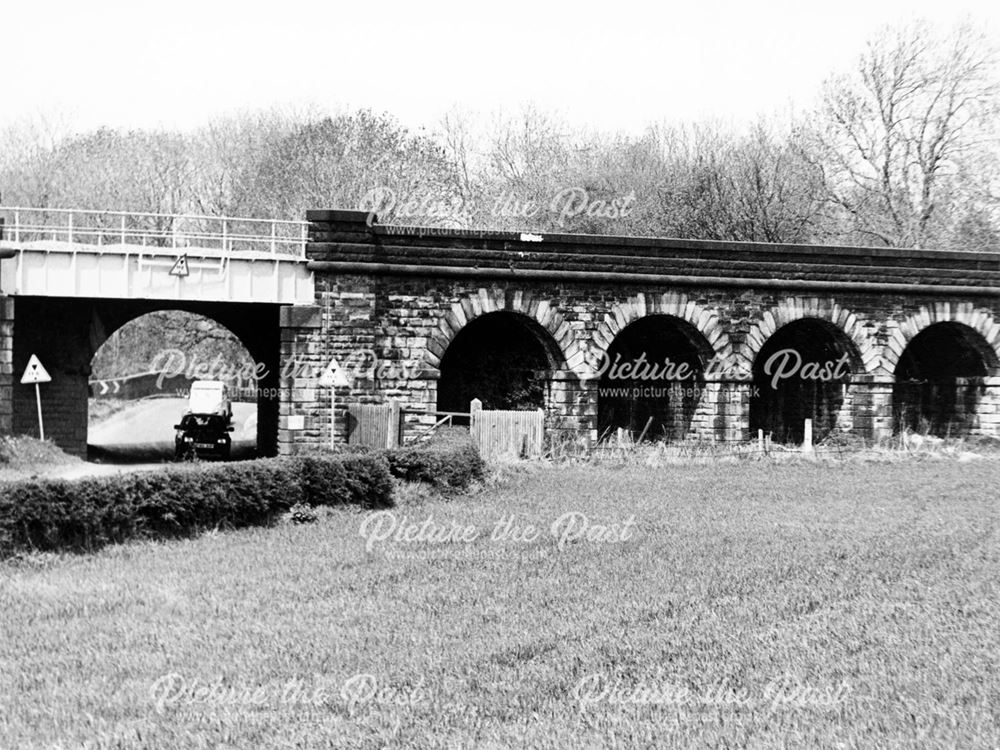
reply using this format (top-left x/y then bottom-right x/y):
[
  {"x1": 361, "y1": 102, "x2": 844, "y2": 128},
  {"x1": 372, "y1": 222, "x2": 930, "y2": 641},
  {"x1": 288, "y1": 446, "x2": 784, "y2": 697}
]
[
  {"x1": 4, "y1": 209, "x2": 1000, "y2": 457},
  {"x1": 0, "y1": 297, "x2": 14, "y2": 435},
  {"x1": 273, "y1": 210, "x2": 1000, "y2": 454}
]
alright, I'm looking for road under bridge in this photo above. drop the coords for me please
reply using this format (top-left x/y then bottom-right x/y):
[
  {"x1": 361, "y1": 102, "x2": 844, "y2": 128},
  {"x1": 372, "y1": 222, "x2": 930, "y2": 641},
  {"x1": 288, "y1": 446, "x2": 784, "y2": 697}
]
[{"x1": 3, "y1": 206, "x2": 1000, "y2": 455}]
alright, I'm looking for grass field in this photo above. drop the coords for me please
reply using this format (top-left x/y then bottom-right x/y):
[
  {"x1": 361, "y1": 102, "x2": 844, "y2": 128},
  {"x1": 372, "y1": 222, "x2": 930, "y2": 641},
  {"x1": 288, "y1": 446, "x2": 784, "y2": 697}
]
[{"x1": 2, "y1": 459, "x2": 999, "y2": 748}]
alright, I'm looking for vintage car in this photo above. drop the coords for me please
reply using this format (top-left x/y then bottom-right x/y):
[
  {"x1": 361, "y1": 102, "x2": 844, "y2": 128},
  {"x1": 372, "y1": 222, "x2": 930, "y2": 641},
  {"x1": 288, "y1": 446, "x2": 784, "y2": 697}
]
[{"x1": 174, "y1": 412, "x2": 233, "y2": 461}]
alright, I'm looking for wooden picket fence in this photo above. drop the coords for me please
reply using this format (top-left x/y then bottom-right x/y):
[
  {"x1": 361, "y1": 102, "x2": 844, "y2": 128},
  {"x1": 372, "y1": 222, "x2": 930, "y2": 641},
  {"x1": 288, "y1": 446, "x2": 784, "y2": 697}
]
[
  {"x1": 469, "y1": 400, "x2": 545, "y2": 460},
  {"x1": 346, "y1": 402, "x2": 401, "y2": 449},
  {"x1": 346, "y1": 398, "x2": 544, "y2": 459}
]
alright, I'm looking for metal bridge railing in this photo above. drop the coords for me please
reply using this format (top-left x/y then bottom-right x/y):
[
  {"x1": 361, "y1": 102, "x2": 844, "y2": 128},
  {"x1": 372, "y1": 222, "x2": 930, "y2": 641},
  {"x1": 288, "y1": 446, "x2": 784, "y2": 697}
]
[{"x1": 0, "y1": 206, "x2": 309, "y2": 258}]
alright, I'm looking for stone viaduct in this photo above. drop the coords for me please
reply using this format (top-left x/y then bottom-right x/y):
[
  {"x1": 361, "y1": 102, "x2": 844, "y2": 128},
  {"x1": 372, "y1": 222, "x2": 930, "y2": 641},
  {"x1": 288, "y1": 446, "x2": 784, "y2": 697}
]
[
  {"x1": 282, "y1": 211, "x2": 1000, "y2": 451},
  {"x1": 3, "y1": 207, "x2": 1000, "y2": 456}
]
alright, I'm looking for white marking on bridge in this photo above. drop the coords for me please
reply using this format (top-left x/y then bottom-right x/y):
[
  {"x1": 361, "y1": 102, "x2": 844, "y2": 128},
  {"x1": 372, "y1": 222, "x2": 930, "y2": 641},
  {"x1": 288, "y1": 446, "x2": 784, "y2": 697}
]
[{"x1": 0, "y1": 206, "x2": 314, "y2": 305}]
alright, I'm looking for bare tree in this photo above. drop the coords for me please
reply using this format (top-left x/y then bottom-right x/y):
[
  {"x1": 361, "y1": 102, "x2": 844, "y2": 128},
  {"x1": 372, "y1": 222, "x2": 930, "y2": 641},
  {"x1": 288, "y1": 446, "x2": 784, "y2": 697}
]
[
  {"x1": 232, "y1": 109, "x2": 461, "y2": 225},
  {"x1": 92, "y1": 311, "x2": 253, "y2": 380},
  {"x1": 813, "y1": 20, "x2": 999, "y2": 248},
  {"x1": 189, "y1": 108, "x2": 300, "y2": 218},
  {"x1": 642, "y1": 120, "x2": 825, "y2": 243},
  {"x1": 0, "y1": 112, "x2": 75, "y2": 207}
]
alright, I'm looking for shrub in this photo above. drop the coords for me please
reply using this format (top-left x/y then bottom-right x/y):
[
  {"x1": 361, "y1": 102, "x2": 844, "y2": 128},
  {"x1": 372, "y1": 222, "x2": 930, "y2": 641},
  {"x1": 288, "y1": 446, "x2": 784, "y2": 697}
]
[
  {"x1": 0, "y1": 453, "x2": 392, "y2": 556},
  {"x1": 286, "y1": 503, "x2": 319, "y2": 524},
  {"x1": 385, "y1": 428, "x2": 485, "y2": 489},
  {"x1": 817, "y1": 431, "x2": 871, "y2": 451},
  {"x1": 291, "y1": 452, "x2": 394, "y2": 508}
]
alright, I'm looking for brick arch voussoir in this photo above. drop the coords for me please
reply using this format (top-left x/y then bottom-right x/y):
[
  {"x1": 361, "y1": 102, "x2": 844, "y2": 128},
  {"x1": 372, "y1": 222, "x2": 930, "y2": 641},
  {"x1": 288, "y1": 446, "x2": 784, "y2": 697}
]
[
  {"x1": 883, "y1": 302, "x2": 1000, "y2": 374},
  {"x1": 738, "y1": 298, "x2": 880, "y2": 376},
  {"x1": 424, "y1": 288, "x2": 581, "y2": 374},
  {"x1": 588, "y1": 292, "x2": 734, "y2": 379}
]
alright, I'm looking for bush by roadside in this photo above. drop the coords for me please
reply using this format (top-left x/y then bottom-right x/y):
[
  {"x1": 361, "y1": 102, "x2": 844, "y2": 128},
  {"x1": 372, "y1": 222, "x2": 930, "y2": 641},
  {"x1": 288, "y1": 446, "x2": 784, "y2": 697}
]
[
  {"x1": 0, "y1": 453, "x2": 392, "y2": 556},
  {"x1": 294, "y1": 452, "x2": 394, "y2": 507},
  {"x1": 385, "y1": 428, "x2": 485, "y2": 489}
]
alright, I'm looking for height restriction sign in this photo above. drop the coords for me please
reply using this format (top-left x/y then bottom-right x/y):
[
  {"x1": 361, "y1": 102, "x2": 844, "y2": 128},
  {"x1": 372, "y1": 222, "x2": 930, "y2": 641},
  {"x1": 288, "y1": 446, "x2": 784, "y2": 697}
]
[
  {"x1": 20, "y1": 353, "x2": 51, "y2": 440},
  {"x1": 20, "y1": 354, "x2": 51, "y2": 384}
]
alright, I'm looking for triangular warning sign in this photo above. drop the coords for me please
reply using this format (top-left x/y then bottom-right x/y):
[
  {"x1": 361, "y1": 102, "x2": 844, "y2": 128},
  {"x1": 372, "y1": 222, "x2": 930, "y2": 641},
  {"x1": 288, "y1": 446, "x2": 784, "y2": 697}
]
[
  {"x1": 318, "y1": 357, "x2": 352, "y2": 388},
  {"x1": 169, "y1": 254, "x2": 190, "y2": 277},
  {"x1": 21, "y1": 354, "x2": 52, "y2": 384}
]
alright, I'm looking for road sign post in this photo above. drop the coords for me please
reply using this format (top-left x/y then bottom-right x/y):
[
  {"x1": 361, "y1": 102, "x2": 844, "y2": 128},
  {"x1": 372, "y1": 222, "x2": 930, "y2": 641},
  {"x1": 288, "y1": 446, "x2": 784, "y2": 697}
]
[
  {"x1": 34, "y1": 384, "x2": 43, "y2": 440},
  {"x1": 20, "y1": 354, "x2": 52, "y2": 440},
  {"x1": 318, "y1": 358, "x2": 352, "y2": 447}
]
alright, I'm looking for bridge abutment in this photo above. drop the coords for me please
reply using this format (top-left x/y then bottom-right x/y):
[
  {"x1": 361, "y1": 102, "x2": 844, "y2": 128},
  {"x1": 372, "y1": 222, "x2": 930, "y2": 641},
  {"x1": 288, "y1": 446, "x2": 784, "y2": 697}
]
[
  {"x1": 278, "y1": 303, "x2": 330, "y2": 452},
  {"x1": 0, "y1": 297, "x2": 283, "y2": 459},
  {"x1": 973, "y1": 376, "x2": 1000, "y2": 437},
  {"x1": 12, "y1": 298, "x2": 93, "y2": 454},
  {"x1": 547, "y1": 372, "x2": 597, "y2": 446},
  {"x1": 1, "y1": 297, "x2": 14, "y2": 436}
]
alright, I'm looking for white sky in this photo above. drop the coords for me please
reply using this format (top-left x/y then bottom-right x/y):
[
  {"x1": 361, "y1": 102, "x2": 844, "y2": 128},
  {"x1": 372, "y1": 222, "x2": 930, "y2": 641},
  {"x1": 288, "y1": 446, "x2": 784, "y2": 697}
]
[{"x1": 2, "y1": 0, "x2": 998, "y2": 136}]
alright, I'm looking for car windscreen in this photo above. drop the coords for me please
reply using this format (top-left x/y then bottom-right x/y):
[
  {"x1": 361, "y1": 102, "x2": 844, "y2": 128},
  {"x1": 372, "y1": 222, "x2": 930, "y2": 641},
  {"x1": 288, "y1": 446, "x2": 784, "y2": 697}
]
[{"x1": 180, "y1": 414, "x2": 228, "y2": 430}]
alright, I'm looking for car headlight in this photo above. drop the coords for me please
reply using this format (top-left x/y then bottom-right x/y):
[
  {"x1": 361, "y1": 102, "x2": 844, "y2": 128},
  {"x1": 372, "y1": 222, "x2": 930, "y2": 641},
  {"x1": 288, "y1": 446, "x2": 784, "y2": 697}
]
[{"x1": 183, "y1": 436, "x2": 194, "y2": 442}]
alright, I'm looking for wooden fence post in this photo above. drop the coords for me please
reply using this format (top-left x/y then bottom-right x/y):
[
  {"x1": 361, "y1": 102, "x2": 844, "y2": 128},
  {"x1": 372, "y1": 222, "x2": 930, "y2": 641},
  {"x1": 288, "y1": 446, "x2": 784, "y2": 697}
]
[
  {"x1": 803, "y1": 418, "x2": 814, "y2": 453},
  {"x1": 387, "y1": 399, "x2": 401, "y2": 449},
  {"x1": 470, "y1": 398, "x2": 482, "y2": 451}
]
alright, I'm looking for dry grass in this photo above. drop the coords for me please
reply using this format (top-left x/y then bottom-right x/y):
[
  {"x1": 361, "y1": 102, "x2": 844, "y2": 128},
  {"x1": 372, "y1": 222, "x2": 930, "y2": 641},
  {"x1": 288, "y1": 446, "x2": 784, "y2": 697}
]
[
  {"x1": 0, "y1": 435, "x2": 80, "y2": 482},
  {"x1": 546, "y1": 430, "x2": 1000, "y2": 467}
]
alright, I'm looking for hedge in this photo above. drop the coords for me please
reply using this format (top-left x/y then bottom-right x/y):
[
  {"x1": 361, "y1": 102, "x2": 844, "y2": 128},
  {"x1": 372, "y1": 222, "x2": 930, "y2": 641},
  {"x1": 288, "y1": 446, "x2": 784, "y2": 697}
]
[
  {"x1": 0, "y1": 453, "x2": 392, "y2": 556},
  {"x1": 385, "y1": 428, "x2": 485, "y2": 489}
]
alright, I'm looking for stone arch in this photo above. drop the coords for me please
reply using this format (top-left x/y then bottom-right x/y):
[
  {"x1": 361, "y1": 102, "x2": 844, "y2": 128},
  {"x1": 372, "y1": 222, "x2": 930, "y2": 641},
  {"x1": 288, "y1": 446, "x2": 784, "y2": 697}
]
[
  {"x1": 424, "y1": 288, "x2": 584, "y2": 376},
  {"x1": 87, "y1": 308, "x2": 263, "y2": 459},
  {"x1": 11, "y1": 297, "x2": 281, "y2": 458},
  {"x1": 883, "y1": 303, "x2": 1000, "y2": 375},
  {"x1": 590, "y1": 292, "x2": 733, "y2": 377},
  {"x1": 740, "y1": 297, "x2": 880, "y2": 376}
]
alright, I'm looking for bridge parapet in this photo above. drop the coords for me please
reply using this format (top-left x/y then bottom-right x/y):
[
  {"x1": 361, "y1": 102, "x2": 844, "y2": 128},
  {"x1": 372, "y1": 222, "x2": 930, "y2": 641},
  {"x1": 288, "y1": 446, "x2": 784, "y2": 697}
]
[
  {"x1": 305, "y1": 210, "x2": 1000, "y2": 294},
  {"x1": 0, "y1": 206, "x2": 313, "y2": 304},
  {"x1": 0, "y1": 206, "x2": 307, "y2": 257}
]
